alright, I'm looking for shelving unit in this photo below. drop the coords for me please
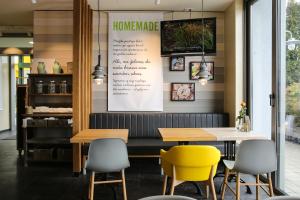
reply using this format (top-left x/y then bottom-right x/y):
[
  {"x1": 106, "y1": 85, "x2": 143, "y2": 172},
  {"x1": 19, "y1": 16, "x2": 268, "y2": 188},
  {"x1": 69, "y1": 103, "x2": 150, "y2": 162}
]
[{"x1": 22, "y1": 74, "x2": 73, "y2": 166}]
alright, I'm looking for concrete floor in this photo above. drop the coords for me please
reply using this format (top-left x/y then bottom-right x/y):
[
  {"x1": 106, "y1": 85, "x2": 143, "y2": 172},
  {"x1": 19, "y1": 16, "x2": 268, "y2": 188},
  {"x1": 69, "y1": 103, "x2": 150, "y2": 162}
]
[{"x1": 0, "y1": 134, "x2": 270, "y2": 200}]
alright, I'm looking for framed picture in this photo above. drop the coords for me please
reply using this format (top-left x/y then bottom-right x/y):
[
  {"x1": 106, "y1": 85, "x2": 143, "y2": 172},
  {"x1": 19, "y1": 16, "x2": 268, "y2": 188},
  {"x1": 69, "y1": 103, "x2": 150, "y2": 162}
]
[
  {"x1": 171, "y1": 83, "x2": 195, "y2": 101},
  {"x1": 170, "y1": 56, "x2": 185, "y2": 71},
  {"x1": 189, "y1": 61, "x2": 214, "y2": 80}
]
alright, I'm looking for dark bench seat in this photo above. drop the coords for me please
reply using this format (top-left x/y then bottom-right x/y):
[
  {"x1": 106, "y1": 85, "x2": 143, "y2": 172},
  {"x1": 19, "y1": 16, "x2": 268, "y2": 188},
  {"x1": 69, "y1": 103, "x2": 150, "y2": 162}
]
[{"x1": 90, "y1": 112, "x2": 229, "y2": 157}]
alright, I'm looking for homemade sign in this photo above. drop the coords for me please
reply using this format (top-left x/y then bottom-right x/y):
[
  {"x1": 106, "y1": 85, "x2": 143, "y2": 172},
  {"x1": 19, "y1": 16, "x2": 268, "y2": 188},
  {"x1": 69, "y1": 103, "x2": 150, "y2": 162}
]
[{"x1": 108, "y1": 12, "x2": 163, "y2": 111}]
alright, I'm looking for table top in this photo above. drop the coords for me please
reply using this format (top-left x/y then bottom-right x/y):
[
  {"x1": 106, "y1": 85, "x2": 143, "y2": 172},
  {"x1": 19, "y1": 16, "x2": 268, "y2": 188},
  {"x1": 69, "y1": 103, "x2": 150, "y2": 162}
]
[
  {"x1": 158, "y1": 127, "x2": 266, "y2": 142},
  {"x1": 70, "y1": 129, "x2": 129, "y2": 144}
]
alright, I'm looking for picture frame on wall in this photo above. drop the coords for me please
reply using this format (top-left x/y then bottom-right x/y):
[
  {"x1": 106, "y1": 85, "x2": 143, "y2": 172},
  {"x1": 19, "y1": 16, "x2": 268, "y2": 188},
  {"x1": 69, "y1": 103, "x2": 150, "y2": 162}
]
[
  {"x1": 171, "y1": 82, "x2": 195, "y2": 101},
  {"x1": 170, "y1": 56, "x2": 185, "y2": 71},
  {"x1": 189, "y1": 61, "x2": 214, "y2": 80}
]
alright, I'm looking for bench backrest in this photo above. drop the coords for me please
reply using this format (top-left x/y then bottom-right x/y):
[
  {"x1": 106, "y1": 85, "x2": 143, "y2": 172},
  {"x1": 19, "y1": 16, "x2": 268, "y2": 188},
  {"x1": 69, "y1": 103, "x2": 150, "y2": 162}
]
[{"x1": 90, "y1": 113, "x2": 229, "y2": 138}]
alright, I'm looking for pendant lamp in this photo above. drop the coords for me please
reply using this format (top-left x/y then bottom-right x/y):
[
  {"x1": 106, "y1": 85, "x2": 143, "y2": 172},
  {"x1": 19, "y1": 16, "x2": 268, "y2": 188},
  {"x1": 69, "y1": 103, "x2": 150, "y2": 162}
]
[
  {"x1": 198, "y1": 0, "x2": 210, "y2": 86},
  {"x1": 92, "y1": 0, "x2": 106, "y2": 85}
]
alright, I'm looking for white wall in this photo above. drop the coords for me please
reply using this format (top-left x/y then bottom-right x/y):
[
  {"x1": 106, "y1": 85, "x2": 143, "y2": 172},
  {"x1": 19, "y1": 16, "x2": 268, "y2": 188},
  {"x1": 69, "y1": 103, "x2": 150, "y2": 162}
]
[{"x1": 0, "y1": 56, "x2": 10, "y2": 131}]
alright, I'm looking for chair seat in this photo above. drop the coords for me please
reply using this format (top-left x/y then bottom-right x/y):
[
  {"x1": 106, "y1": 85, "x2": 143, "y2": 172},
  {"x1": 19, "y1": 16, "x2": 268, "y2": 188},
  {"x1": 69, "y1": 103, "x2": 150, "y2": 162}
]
[
  {"x1": 265, "y1": 197, "x2": 300, "y2": 200},
  {"x1": 223, "y1": 160, "x2": 235, "y2": 170},
  {"x1": 139, "y1": 195, "x2": 197, "y2": 200}
]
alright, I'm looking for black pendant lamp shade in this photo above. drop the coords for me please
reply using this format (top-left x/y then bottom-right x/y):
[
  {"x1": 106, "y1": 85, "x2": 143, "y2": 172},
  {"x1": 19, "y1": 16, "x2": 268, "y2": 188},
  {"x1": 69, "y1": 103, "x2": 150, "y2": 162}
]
[{"x1": 92, "y1": 54, "x2": 105, "y2": 85}]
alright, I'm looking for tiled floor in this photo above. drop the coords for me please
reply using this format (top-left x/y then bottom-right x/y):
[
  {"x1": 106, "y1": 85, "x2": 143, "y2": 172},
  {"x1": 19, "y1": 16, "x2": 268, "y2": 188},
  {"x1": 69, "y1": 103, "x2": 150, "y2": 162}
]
[
  {"x1": 0, "y1": 138, "x2": 270, "y2": 200},
  {"x1": 285, "y1": 141, "x2": 300, "y2": 196}
]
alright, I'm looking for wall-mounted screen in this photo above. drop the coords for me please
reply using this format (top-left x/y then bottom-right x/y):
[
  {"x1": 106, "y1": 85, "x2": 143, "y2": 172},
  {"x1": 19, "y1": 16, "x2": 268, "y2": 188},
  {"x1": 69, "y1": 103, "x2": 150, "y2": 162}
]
[{"x1": 161, "y1": 18, "x2": 216, "y2": 56}]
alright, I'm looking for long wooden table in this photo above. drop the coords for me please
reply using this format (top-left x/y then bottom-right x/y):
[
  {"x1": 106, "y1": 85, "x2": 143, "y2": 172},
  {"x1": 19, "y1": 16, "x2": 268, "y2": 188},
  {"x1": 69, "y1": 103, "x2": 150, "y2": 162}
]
[
  {"x1": 70, "y1": 129, "x2": 129, "y2": 173},
  {"x1": 158, "y1": 127, "x2": 266, "y2": 159}
]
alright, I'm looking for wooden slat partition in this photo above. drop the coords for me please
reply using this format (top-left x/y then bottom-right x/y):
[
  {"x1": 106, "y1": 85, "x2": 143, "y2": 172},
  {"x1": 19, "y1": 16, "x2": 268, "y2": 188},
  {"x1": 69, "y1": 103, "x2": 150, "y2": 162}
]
[{"x1": 73, "y1": 0, "x2": 93, "y2": 173}]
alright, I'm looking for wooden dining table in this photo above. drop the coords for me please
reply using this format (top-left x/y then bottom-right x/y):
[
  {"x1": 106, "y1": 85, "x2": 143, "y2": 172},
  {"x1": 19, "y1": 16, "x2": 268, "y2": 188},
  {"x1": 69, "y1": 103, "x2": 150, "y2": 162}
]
[
  {"x1": 70, "y1": 129, "x2": 129, "y2": 173},
  {"x1": 158, "y1": 127, "x2": 266, "y2": 160}
]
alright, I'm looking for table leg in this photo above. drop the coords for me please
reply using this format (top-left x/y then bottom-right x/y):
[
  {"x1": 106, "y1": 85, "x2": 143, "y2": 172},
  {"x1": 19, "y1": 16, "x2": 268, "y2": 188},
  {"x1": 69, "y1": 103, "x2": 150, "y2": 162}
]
[
  {"x1": 23, "y1": 128, "x2": 28, "y2": 167},
  {"x1": 73, "y1": 143, "x2": 82, "y2": 173}
]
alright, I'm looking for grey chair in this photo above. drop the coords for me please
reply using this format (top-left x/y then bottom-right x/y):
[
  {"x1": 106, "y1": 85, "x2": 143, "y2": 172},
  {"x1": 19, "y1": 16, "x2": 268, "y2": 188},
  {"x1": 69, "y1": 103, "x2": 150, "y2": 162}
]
[
  {"x1": 265, "y1": 197, "x2": 300, "y2": 200},
  {"x1": 85, "y1": 138, "x2": 130, "y2": 200},
  {"x1": 138, "y1": 195, "x2": 197, "y2": 200},
  {"x1": 221, "y1": 139, "x2": 277, "y2": 200}
]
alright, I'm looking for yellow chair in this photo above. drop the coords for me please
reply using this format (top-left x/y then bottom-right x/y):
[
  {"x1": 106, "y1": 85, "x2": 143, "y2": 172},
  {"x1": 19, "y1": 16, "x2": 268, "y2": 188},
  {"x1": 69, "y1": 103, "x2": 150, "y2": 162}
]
[{"x1": 160, "y1": 145, "x2": 221, "y2": 200}]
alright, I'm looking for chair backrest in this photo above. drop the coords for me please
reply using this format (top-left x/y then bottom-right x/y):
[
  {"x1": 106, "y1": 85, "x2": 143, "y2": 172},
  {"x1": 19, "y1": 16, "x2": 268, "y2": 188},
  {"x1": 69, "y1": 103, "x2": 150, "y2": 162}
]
[
  {"x1": 234, "y1": 139, "x2": 277, "y2": 175},
  {"x1": 139, "y1": 195, "x2": 197, "y2": 200},
  {"x1": 86, "y1": 138, "x2": 130, "y2": 173},
  {"x1": 161, "y1": 145, "x2": 221, "y2": 181}
]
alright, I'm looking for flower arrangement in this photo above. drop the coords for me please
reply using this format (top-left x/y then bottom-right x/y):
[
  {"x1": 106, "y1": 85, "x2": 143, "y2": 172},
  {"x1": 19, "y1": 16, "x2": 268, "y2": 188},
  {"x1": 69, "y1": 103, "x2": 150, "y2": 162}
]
[
  {"x1": 236, "y1": 101, "x2": 247, "y2": 121},
  {"x1": 236, "y1": 101, "x2": 250, "y2": 132}
]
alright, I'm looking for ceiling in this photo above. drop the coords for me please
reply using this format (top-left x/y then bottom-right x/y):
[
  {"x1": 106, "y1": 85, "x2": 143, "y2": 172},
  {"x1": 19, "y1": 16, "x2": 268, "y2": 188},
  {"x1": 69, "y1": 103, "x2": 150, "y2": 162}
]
[
  {"x1": 0, "y1": 0, "x2": 73, "y2": 26},
  {"x1": 0, "y1": 0, "x2": 234, "y2": 26},
  {"x1": 87, "y1": 0, "x2": 234, "y2": 11}
]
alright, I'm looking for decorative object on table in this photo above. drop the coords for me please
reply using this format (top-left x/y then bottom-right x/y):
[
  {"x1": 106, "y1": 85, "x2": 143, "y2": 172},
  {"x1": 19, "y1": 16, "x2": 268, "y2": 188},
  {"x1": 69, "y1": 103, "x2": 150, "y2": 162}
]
[
  {"x1": 92, "y1": 0, "x2": 106, "y2": 85},
  {"x1": 37, "y1": 62, "x2": 46, "y2": 74},
  {"x1": 25, "y1": 106, "x2": 33, "y2": 114},
  {"x1": 52, "y1": 60, "x2": 62, "y2": 74},
  {"x1": 236, "y1": 101, "x2": 251, "y2": 132},
  {"x1": 36, "y1": 80, "x2": 44, "y2": 94},
  {"x1": 59, "y1": 80, "x2": 68, "y2": 93},
  {"x1": 67, "y1": 62, "x2": 73, "y2": 73},
  {"x1": 31, "y1": 58, "x2": 55, "y2": 74},
  {"x1": 190, "y1": 61, "x2": 214, "y2": 81},
  {"x1": 48, "y1": 80, "x2": 56, "y2": 94},
  {"x1": 170, "y1": 56, "x2": 185, "y2": 71},
  {"x1": 171, "y1": 83, "x2": 195, "y2": 101}
]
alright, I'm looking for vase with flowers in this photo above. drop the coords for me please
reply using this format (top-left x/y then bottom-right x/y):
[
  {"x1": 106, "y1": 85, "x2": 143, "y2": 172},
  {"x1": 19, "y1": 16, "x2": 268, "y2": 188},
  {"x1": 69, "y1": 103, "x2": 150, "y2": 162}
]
[{"x1": 236, "y1": 101, "x2": 251, "y2": 132}]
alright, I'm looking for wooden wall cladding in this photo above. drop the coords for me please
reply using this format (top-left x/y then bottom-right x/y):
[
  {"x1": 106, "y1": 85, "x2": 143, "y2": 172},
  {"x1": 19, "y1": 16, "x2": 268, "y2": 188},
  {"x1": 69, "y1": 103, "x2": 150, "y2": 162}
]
[
  {"x1": 92, "y1": 12, "x2": 225, "y2": 113},
  {"x1": 33, "y1": 11, "x2": 73, "y2": 72},
  {"x1": 73, "y1": 0, "x2": 93, "y2": 172}
]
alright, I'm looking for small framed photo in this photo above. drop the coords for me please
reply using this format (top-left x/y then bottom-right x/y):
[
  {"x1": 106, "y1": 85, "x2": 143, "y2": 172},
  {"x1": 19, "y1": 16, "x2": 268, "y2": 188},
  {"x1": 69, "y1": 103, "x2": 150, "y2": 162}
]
[
  {"x1": 171, "y1": 83, "x2": 195, "y2": 101},
  {"x1": 189, "y1": 61, "x2": 214, "y2": 80},
  {"x1": 170, "y1": 56, "x2": 185, "y2": 71}
]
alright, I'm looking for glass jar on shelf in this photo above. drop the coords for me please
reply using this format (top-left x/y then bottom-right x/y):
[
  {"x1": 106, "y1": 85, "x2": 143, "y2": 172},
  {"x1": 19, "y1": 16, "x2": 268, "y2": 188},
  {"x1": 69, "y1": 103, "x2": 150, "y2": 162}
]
[
  {"x1": 48, "y1": 80, "x2": 56, "y2": 94},
  {"x1": 36, "y1": 80, "x2": 44, "y2": 94},
  {"x1": 59, "y1": 80, "x2": 68, "y2": 93}
]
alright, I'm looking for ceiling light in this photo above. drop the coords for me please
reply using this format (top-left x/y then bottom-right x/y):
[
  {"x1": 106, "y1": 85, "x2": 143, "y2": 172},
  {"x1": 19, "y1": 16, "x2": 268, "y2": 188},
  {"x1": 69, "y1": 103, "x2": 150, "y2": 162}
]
[
  {"x1": 32, "y1": 0, "x2": 37, "y2": 4},
  {"x1": 198, "y1": 0, "x2": 209, "y2": 86},
  {"x1": 92, "y1": 0, "x2": 106, "y2": 85},
  {"x1": 2, "y1": 47, "x2": 24, "y2": 55},
  {"x1": 155, "y1": 0, "x2": 160, "y2": 5}
]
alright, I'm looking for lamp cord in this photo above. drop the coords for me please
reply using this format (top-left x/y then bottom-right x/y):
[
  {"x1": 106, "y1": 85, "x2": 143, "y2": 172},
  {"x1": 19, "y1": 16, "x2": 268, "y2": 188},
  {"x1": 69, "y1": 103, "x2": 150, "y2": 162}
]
[
  {"x1": 202, "y1": 0, "x2": 204, "y2": 55},
  {"x1": 97, "y1": 0, "x2": 100, "y2": 56}
]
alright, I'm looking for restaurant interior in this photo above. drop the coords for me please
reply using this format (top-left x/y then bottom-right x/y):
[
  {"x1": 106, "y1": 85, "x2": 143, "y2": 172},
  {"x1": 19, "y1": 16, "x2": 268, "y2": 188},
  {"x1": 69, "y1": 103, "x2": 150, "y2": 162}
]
[{"x1": 0, "y1": 0, "x2": 300, "y2": 199}]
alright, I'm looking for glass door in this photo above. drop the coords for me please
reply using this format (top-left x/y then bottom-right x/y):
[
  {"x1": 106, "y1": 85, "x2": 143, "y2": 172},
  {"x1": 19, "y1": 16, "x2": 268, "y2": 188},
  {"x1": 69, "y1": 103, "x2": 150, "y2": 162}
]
[
  {"x1": 248, "y1": 0, "x2": 273, "y2": 140},
  {"x1": 282, "y1": 0, "x2": 300, "y2": 195}
]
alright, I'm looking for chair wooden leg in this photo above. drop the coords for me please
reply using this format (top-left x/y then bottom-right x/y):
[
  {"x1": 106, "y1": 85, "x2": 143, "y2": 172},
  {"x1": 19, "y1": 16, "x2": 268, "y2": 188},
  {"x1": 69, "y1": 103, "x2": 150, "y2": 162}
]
[
  {"x1": 236, "y1": 172, "x2": 240, "y2": 200},
  {"x1": 170, "y1": 177, "x2": 175, "y2": 195},
  {"x1": 207, "y1": 165, "x2": 217, "y2": 200},
  {"x1": 89, "y1": 171, "x2": 95, "y2": 200},
  {"x1": 209, "y1": 178, "x2": 217, "y2": 200},
  {"x1": 256, "y1": 175, "x2": 260, "y2": 200},
  {"x1": 267, "y1": 173, "x2": 274, "y2": 197},
  {"x1": 162, "y1": 175, "x2": 168, "y2": 195},
  {"x1": 221, "y1": 168, "x2": 229, "y2": 200},
  {"x1": 206, "y1": 183, "x2": 209, "y2": 199},
  {"x1": 121, "y1": 169, "x2": 127, "y2": 200}
]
